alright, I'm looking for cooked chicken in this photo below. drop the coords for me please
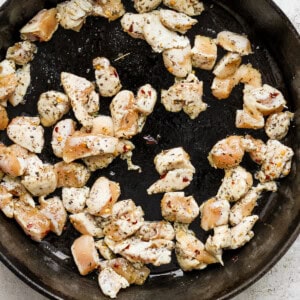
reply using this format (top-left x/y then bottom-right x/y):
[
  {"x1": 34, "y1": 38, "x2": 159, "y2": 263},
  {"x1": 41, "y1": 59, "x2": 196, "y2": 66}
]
[
  {"x1": 117, "y1": 139, "x2": 141, "y2": 171},
  {"x1": 134, "y1": 0, "x2": 162, "y2": 13},
  {"x1": 93, "y1": 57, "x2": 122, "y2": 97},
  {"x1": 265, "y1": 111, "x2": 294, "y2": 140},
  {"x1": 62, "y1": 186, "x2": 89, "y2": 213},
  {"x1": 213, "y1": 53, "x2": 242, "y2": 79},
  {"x1": 91, "y1": 0, "x2": 125, "y2": 21},
  {"x1": 1, "y1": 175, "x2": 27, "y2": 197},
  {"x1": 83, "y1": 154, "x2": 115, "y2": 171},
  {"x1": 230, "y1": 181, "x2": 277, "y2": 226},
  {"x1": 95, "y1": 239, "x2": 116, "y2": 260},
  {"x1": 7, "y1": 116, "x2": 44, "y2": 153},
  {"x1": 19, "y1": 192, "x2": 35, "y2": 207},
  {"x1": 211, "y1": 74, "x2": 239, "y2": 100},
  {"x1": 236, "y1": 63, "x2": 262, "y2": 89},
  {"x1": 175, "y1": 223, "x2": 218, "y2": 271},
  {"x1": 216, "y1": 166, "x2": 253, "y2": 202},
  {"x1": 14, "y1": 201, "x2": 51, "y2": 242},
  {"x1": 163, "y1": 0, "x2": 204, "y2": 16},
  {"x1": 51, "y1": 119, "x2": 76, "y2": 158},
  {"x1": 235, "y1": 108, "x2": 265, "y2": 129},
  {"x1": 246, "y1": 135, "x2": 266, "y2": 165},
  {"x1": 191, "y1": 35, "x2": 217, "y2": 70},
  {"x1": 86, "y1": 177, "x2": 120, "y2": 217},
  {"x1": 38, "y1": 91, "x2": 70, "y2": 127},
  {"x1": 143, "y1": 13, "x2": 190, "y2": 53},
  {"x1": 6, "y1": 41, "x2": 37, "y2": 65},
  {"x1": 98, "y1": 267, "x2": 129, "y2": 299},
  {"x1": 147, "y1": 168, "x2": 194, "y2": 194},
  {"x1": 0, "y1": 106, "x2": 9, "y2": 130},
  {"x1": 200, "y1": 197, "x2": 230, "y2": 231},
  {"x1": 0, "y1": 61, "x2": 17, "y2": 102},
  {"x1": 161, "y1": 192, "x2": 199, "y2": 224},
  {"x1": 120, "y1": 12, "x2": 146, "y2": 39},
  {"x1": 136, "y1": 221, "x2": 175, "y2": 241},
  {"x1": 216, "y1": 31, "x2": 252, "y2": 56},
  {"x1": 0, "y1": 185, "x2": 14, "y2": 218},
  {"x1": 20, "y1": 8, "x2": 59, "y2": 42},
  {"x1": 71, "y1": 235, "x2": 100, "y2": 275},
  {"x1": 61, "y1": 72, "x2": 99, "y2": 128},
  {"x1": 70, "y1": 211, "x2": 104, "y2": 238},
  {"x1": 57, "y1": 0, "x2": 92, "y2": 32},
  {"x1": 159, "y1": 9, "x2": 197, "y2": 34},
  {"x1": 103, "y1": 199, "x2": 144, "y2": 241},
  {"x1": 0, "y1": 59, "x2": 16, "y2": 75},
  {"x1": 135, "y1": 84, "x2": 157, "y2": 116},
  {"x1": 90, "y1": 115, "x2": 115, "y2": 136}
]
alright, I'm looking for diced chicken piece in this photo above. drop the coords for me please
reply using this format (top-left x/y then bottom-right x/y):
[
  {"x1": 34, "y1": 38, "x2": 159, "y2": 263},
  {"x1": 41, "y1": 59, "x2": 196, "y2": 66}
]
[
  {"x1": 213, "y1": 53, "x2": 242, "y2": 79},
  {"x1": 90, "y1": 115, "x2": 114, "y2": 136},
  {"x1": 14, "y1": 201, "x2": 51, "y2": 242},
  {"x1": 191, "y1": 35, "x2": 217, "y2": 70},
  {"x1": 200, "y1": 197, "x2": 230, "y2": 231},
  {"x1": 0, "y1": 59, "x2": 16, "y2": 75},
  {"x1": 103, "y1": 199, "x2": 144, "y2": 241},
  {"x1": 134, "y1": 0, "x2": 162, "y2": 13},
  {"x1": 22, "y1": 164, "x2": 57, "y2": 196},
  {"x1": 163, "y1": 0, "x2": 204, "y2": 16},
  {"x1": 6, "y1": 41, "x2": 37, "y2": 65},
  {"x1": 0, "y1": 185, "x2": 14, "y2": 218},
  {"x1": 98, "y1": 267, "x2": 129, "y2": 299},
  {"x1": 1, "y1": 175, "x2": 27, "y2": 196},
  {"x1": 57, "y1": 0, "x2": 92, "y2": 32},
  {"x1": 20, "y1": 8, "x2": 59, "y2": 42},
  {"x1": 154, "y1": 147, "x2": 195, "y2": 175},
  {"x1": 55, "y1": 161, "x2": 90, "y2": 188},
  {"x1": 61, "y1": 72, "x2": 99, "y2": 128},
  {"x1": 230, "y1": 181, "x2": 277, "y2": 226},
  {"x1": 19, "y1": 192, "x2": 35, "y2": 207},
  {"x1": 95, "y1": 240, "x2": 116, "y2": 260},
  {"x1": 246, "y1": 135, "x2": 266, "y2": 165},
  {"x1": 71, "y1": 235, "x2": 99, "y2": 275},
  {"x1": 120, "y1": 13, "x2": 146, "y2": 39},
  {"x1": 70, "y1": 212, "x2": 104, "y2": 238},
  {"x1": 86, "y1": 177, "x2": 120, "y2": 217},
  {"x1": 93, "y1": 57, "x2": 122, "y2": 97},
  {"x1": 51, "y1": 119, "x2": 76, "y2": 158},
  {"x1": 163, "y1": 45, "x2": 192, "y2": 78},
  {"x1": 147, "y1": 168, "x2": 194, "y2": 194},
  {"x1": 216, "y1": 166, "x2": 253, "y2": 202},
  {"x1": 99, "y1": 257, "x2": 150, "y2": 285},
  {"x1": 211, "y1": 74, "x2": 239, "y2": 100},
  {"x1": 83, "y1": 154, "x2": 115, "y2": 171},
  {"x1": 62, "y1": 186, "x2": 89, "y2": 213},
  {"x1": 39, "y1": 196, "x2": 67, "y2": 236},
  {"x1": 7, "y1": 116, "x2": 44, "y2": 153},
  {"x1": 38, "y1": 91, "x2": 70, "y2": 127},
  {"x1": 265, "y1": 111, "x2": 294, "y2": 140},
  {"x1": 0, "y1": 106, "x2": 9, "y2": 130},
  {"x1": 91, "y1": 0, "x2": 125, "y2": 21},
  {"x1": 0, "y1": 63, "x2": 17, "y2": 102},
  {"x1": 143, "y1": 13, "x2": 190, "y2": 53},
  {"x1": 174, "y1": 223, "x2": 218, "y2": 271},
  {"x1": 159, "y1": 9, "x2": 197, "y2": 34},
  {"x1": 63, "y1": 131, "x2": 118, "y2": 163},
  {"x1": 229, "y1": 215, "x2": 259, "y2": 249},
  {"x1": 235, "y1": 108, "x2": 265, "y2": 129},
  {"x1": 236, "y1": 64, "x2": 262, "y2": 88},
  {"x1": 110, "y1": 90, "x2": 139, "y2": 138},
  {"x1": 255, "y1": 139, "x2": 294, "y2": 182},
  {"x1": 161, "y1": 192, "x2": 199, "y2": 223},
  {"x1": 135, "y1": 84, "x2": 157, "y2": 115},
  {"x1": 136, "y1": 221, "x2": 175, "y2": 241},
  {"x1": 216, "y1": 31, "x2": 252, "y2": 56}
]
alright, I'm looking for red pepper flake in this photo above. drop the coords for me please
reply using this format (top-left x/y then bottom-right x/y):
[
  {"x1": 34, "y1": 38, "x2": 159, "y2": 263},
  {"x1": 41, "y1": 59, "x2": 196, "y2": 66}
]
[
  {"x1": 148, "y1": 90, "x2": 152, "y2": 97},
  {"x1": 26, "y1": 223, "x2": 34, "y2": 229},
  {"x1": 143, "y1": 135, "x2": 158, "y2": 145},
  {"x1": 182, "y1": 177, "x2": 189, "y2": 183},
  {"x1": 232, "y1": 255, "x2": 239, "y2": 263},
  {"x1": 113, "y1": 263, "x2": 120, "y2": 268},
  {"x1": 140, "y1": 89, "x2": 145, "y2": 95},
  {"x1": 167, "y1": 201, "x2": 172, "y2": 208},
  {"x1": 231, "y1": 180, "x2": 235, "y2": 185},
  {"x1": 113, "y1": 70, "x2": 118, "y2": 78},
  {"x1": 132, "y1": 220, "x2": 138, "y2": 225},
  {"x1": 128, "y1": 24, "x2": 133, "y2": 33},
  {"x1": 54, "y1": 127, "x2": 59, "y2": 133},
  {"x1": 125, "y1": 244, "x2": 130, "y2": 250},
  {"x1": 270, "y1": 92, "x2": 279, "y2": 98},
  {"x1": 109, "y1": 197, "x2": 113, "y2": 203},
  {"x1": 123, "y1": 145, "x2": 129, "y2": 153},
  {"x1": 266, "y1": 175, "x2": 271, "y2": 180},
  {"x1": 160, "y1": 173, "x2": 167, "y2": 179},
  {"x1": 194, "y1": 249, "x2": 200, "y2": 255}
]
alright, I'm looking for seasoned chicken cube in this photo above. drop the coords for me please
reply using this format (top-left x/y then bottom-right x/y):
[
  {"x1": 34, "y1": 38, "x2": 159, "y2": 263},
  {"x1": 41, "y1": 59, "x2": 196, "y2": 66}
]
[
  {"x1": 136, "y1": 221, "x2": 175, "y2": 241},
  {"x1": 39, "y1": 196, "x2": 67, "y2": 236},
  {"x1": 235, "y1": 108, "x2": 265, "y2": 129},
  {"x1": 86, "y1": 177, "x2": 120, "y2": 217},
  {"x1": 216, "y1": 31, "x2": 252, "y2": 56},
  {"x1": 71, "y1": 235, "x2": 100, "y2": 275},
  {"x1": 143, "y1": 13, "x2": 190, "y2": 53},
  {"x1": 175, "y1": 223, "x2": 218, "y2": 271},
  {"x1": 161, "y1": 192, "x2": 199, "y2": 223},
  {"x1": 95, "y1": 239, "x2": 116, "y2": 260},
  {"x1": 38, "y1": 91, "x2": 70, "y2": 127},
  {"x1": 98, "y1": 267, "x2": 129, "y2": 299},
  {"x1": 103, "y1": 199, "x2": 144, "y2": 241},
  {"x1": 265, "y1": 111, "x2": 294, "y2": 140},
  {"x1": 200, "y1": 197, "x2": 230, "y2": 231},
  {"x1": 91, "y1": 0, "x2": 125, "y2": 21},
  {"x1": 1, "y1": 175, "x2": 27, "y2": 197},
  {"x1": 0, "y1": 67, "x2": 17, "y2": 102},
  {"x1": 20, "y1": 8, "x2": 59, "y2": 42},
  {"x1": 70, "y1": 212, "x2": 104, "y2": 238},
  {"x1": 0, "y1": 106, "x2": 9, "y2": 130},
  {"x1": 163, "y1": 45, "x2": 192, "y2": 78},
  {"x1": 90, "y1": 115, "x2": 115, "y2": 136},
  {"x1": 61, "y1": 72, "x2": 99, "y2": 128},
  {"x1": 163, "y1": 0, "x2": 204, "y2": 16},
  {"x1": 134, "y1": 0, "x2": 162, "y2": 13},
  {"x1": 213, "y1": 53, "x2": 242, "y2": 79},
  {"x1": 93, "y1": 57, "x2": 122, "y2": 97},
  {"x1": 55, "y1": 161, "x2": 91, "y2": 188},
  {"x1": 154, "y1": 147, "x2": 195, "y2": 175},
  {"x1": 229, "y1": 215, "x2": 259, "y2": 249},
  {"x1": 216, "y1": 166, "x2": 253, "y2": 202},
  {"x1": 147, "y1": 168, "x2": 194, "y2": 194},
  {"x1": 6, "y1": 41, "x2": 37, "y2": 65},
  {"x1": 0, "y1": 185, "x2": 14, "y2": 218},
  {"x1": 120, "y1": 13, "x2": 146, "y2": 39},
  {"x1": 159, "y1": 9, "x2": 197, "y2": 34},
  {"x1": 62, "y1": 186, "x2": 89, "y2": 213},
  {"x1": 135, "y1": 84, "x2": 157, "y2": 115},
  {"x1": 14, "y1": 201, "x2": 51, "y2": 242},
  {"x1": 7, "y1": 116, "x2": 44, "y2": 153},
  {"x1": 83, "y1": 154, "x2": 115, "y2": 171},
  {"x1": 246, "y1": 135, "x2": 266, "y2": 165},
  {"x1": 51, "y1": 119, "x2": 76, "y2": 158},
  {"x1": 211, "y1": 74, "x2": 239, "y2": 100},
  {"x1": 236, "y1": 64, "x2": 262, "y2": 88},
  {"x1": 0, "y1": 59, "x2": 16, "y2": 75},
  {"x1": 191, "y1": 35, "x2": 217, "y2": 70}
]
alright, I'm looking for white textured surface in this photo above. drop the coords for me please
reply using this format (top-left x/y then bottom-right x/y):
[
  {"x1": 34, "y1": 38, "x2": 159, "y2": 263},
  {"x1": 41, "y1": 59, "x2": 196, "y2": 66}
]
[{"x1": 0, "y1": 0, "x2": 299, "y2": 300}]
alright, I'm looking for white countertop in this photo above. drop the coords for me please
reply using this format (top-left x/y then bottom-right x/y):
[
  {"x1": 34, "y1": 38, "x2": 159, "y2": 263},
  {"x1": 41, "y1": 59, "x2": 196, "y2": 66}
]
[{"x1": 0, "y1": 0, "x2": 299, "y2": 299}]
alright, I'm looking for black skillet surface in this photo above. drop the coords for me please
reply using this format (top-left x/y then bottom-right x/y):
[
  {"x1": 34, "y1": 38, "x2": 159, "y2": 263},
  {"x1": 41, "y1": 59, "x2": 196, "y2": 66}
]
[{"x1": 0, "y1": 0, "x2": 299, "y2": 299}]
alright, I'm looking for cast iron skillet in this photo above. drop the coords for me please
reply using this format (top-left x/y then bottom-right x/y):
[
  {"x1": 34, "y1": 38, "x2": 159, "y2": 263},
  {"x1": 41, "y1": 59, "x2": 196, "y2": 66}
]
[{"x1": 0, "y1": 0, "x2": 299, "y2": 299}]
